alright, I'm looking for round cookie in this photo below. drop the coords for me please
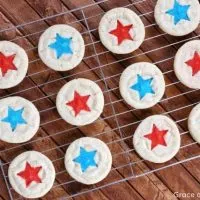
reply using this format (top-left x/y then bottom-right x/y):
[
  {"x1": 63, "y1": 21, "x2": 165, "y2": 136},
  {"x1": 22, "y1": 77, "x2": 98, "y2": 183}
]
[
  {"x1": 133, "y1": 115, "x2": 181, "y2": 163},
  {"x1": 56, "y1": 78, "x2": 104, "y2": 126},
  {"x1": 188, "y1": 103, "x2": 200, "y2": 143},
  {"x1": 98, "y1": 7, "x2": 145, "y2": 54},
  {"x1": 120, "y1": 62, "x2": 165, "y2": 109},
  {"x1": 174, "y1": 40, "x2": 200, "y2": 89},
  {"x1": 0, "y1": 96, "x2": 40, "y2": 143},
  {"x1": 0, "y1": 41, "x2": 28, "y2": 89},
  {"x1": 38, "y1": 24, "x2": 85, "y2": 71},
  {"x1": 155, "y1": 0, "x2": 200, "y2": 36},
  {"x1": 65, "y1": 137, "x2": 112, "y2": 185},
  {"x1": 8, "y1": 151, "x2": 55, "y2": 199}
]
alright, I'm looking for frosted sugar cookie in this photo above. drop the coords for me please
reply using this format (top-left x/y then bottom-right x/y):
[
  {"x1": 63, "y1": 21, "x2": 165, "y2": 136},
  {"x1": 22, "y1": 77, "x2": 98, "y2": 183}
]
[
  {"x1": 174, "y1": 40, "x2": 200, "y2": 89},
  {"x1": 0, "y1": 96, "x2": 40, "y2": 143},
  {"x1": 0, "y1": 41, "x2": 28, "y2": 89},
  {"x1": 120, "y1": 62, "x2": 165, "y2": 109},
  {"x1": 188, "y1": 103, "x2": 200, "y2": 143},
  {"x1": 133, "y1": 115, "x2": 181, "y2": 163},
  {"x1": 65, "y1": 137, "x2": 112, "y2": 185},
  {"x1": 155, "y1": 0, "x2": 200, "y2": 36},
  {"x1": 8, "y1": 151, "x2": 55, "y2": 199},
  {"x1": 38, "y1": 24, "x2": 85, "y2": 71},
  {"x1": 56, "y1": 78, "x2": 104, "y2": 126},
  {"x1": 98, "y1": 7, "x2": 145, "y2": 54}
]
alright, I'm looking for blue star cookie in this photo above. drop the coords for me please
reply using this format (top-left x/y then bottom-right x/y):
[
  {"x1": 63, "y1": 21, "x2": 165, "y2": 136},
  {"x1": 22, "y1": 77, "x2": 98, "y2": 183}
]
[
  {"x1": 2, "y1": 107, "x2": 27, "y2": 131},
  {"x1": 166, "y1": 0, "x2": 190, "y2": 25},
  {"x1": 130, "y1": 74, "x2": 155, "y2": 100},
  {"x1": 49, "y1": 33, "x2": 73, "y2": 59},
  {"x1": 73, "y1": 147, "x2": 97, "y2": 172}
]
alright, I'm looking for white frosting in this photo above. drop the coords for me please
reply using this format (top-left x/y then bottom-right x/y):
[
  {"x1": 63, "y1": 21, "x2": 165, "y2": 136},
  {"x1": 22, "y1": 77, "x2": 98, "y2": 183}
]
[
  {"x1": 8, "y1": 151, "x2": 55, "y2": 199},
  {"x1": 65, "y1": 137, "x2": 112, "y2": 185},
  {"x1": 98, "y1": 7, "x2": 145, "y2": 54},
  {"x1": 120, "y1": 62, "x2": 165, "y2": 109},
  {"x1": 38, "y1": 24, "x2": 85, "y2": 71},
  {"x1": 174, "y1": 40, "x2": 200, "y2": 89},
  {"x1": 56, "y1": 78, "x2": 104, "y2": 126},
  {"x1": 0, "y1": 41, "x2": 28, "y2": 89},
  {"x1": 188, "y1": 103, "x2": 200, "y2": 143},
  {"x1": 155, "y1": 0, "x2": 200, "y2": 36},
  {"x1": 133, "y1": 115, "x2": 181, "y2": 163},
  {"x1": 0, "y1": 96, "x2": 40, "y2": 143}
]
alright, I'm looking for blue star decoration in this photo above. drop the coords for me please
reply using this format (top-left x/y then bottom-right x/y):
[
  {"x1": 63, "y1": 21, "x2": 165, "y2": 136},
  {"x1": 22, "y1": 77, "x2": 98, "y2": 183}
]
[
  {"x1": 130, "y1": 74, "x2": 155, "y2": 100},
  {"x1": 48, "y1": 33, "x2": 73, "y2": 59},
  {"x1": 1, "y1": 107, "x2": 27, "y2": 131},
  {"x1": 166, "y1": 0, "x2": 190, "y2": 25},
  {"x1": 73, "y1": 147, "x2": 98, "y2": 172}
]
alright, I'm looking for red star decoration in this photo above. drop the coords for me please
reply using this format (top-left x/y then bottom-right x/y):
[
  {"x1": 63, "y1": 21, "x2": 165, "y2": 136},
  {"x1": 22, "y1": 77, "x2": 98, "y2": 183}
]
[
  {"x1": 0, "y1": 52, "x2": 17, "y2": 76},
  {"x1": 185, "y1": 51, "x2": 200, "y2": 76},
  {"x1": 109, "y1": 20, "x2": 133, "y2": 45},
  {"x1": 17, "y1": 162, "x2": 42, "y2": 188},
  {"x1": 66, "y1": 91, "x2": 91, "y2": 117},
  {"x1": 144, "y1": 124, "x2": 168, "y2": 150}
]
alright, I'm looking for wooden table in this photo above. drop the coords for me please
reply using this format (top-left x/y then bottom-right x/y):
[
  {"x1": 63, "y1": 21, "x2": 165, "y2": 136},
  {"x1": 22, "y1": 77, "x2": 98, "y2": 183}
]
[{"x1": 0, "y1": 0, "x2": 200, "y2": 199}]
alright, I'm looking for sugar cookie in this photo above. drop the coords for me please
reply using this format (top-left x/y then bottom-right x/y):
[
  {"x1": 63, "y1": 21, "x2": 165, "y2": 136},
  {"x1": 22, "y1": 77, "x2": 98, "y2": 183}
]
[
  {"x1": 0, "y1": 41, "x2": 28, "y2": 89},
  {"x1": 0, "y1": 96, "x2": 40, "y2": 143},
  {"x1": 8, "y1": 151, "x2": 55, "y2": 199},
  {"x1": 56, "y1": 78, "x2": 104, "y2": 126},
  {"x1": 65, "y1": 137, "x2": 112, "y2": 184},
  {"x1": 38, "y1": 24, "x2": 85, "y2": 71},
  {"x1": 155, "y1": 0, "x2": 200, "y2": 36},
  {"x1": 188, "y1": 103, "x2": 200, "y2": 143},
  {"x1": 120, "y1": 62, "x2": 165, "y2": 109},
  {"x1": 99, "y1": 7, "x2": 145, "y2": 54},
  {"x1": 133, "y1": 115, "x2": 180, "y2": 163},
  {"x1": 174, "y1": 40, "x2": 200, "y2": 89}
]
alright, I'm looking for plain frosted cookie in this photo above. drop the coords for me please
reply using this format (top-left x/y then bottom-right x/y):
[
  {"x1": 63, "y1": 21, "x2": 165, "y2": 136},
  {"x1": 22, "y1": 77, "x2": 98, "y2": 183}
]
[
  {"x1": 65, "y1": 137, "x2": 112, "y2": 184},
  {"x1": 98, "y1": 7, "x2": 145, "y2": 54},
  {"x1": 56, "y1": 78, "x2": 104, "y2": 126},
  {"x1": 38, "y1": 24, "x2": 85, "y2": 71},
  {"x1": 120, "y1": 62, "x2": 165, "y2": 109},
  {"x1": 188, "y1": 103, "x2": 200, "y2": 143},
  {"x1": 174, "y1": 40, "x2": 200, "y2": 89},
  {"x1": 8, "y1": 151, "x2": 55, "y2": 199},
  {"x1": 0, "y1": 96, "x2": 40, "y2": 143},
  {"x1": 133, "y1": 115, "x2": 180, "y2": 163},
  {"x1": 0, "y1": 41, "x2": 28, "y2": 89},
  {"x1": 155, "y1": 0, "x2": 200, "y2": 36}
]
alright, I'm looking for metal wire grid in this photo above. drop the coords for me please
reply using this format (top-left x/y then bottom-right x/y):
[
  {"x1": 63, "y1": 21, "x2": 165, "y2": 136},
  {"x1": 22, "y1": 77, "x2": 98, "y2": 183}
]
[{"x1": 0, "y1": 0, "x2": 199, "y2": 199}]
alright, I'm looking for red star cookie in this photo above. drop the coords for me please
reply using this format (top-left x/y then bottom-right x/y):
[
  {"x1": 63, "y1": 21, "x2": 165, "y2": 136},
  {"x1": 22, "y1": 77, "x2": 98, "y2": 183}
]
[
  {"x1": 0, "y1": 52, "x2": 17, "y2": 76},
  {"x1": 9, "y1": 151, "x2": 55, "y2": 199},
  {"x1": 99, "y1": 8, "x2": 145, "y2": 54},
  {"x1": 17, "y1": 162, "x2": 42, "y2": 187},
  {"x1": 185, "y1": 51, "x2": 200, "y2": 76},
  {"x1": 133, "y1": 115, "x2": 180, "y2": 163},
  {"x1": 66, "y1": 91, "x2": 91, "y2": 117},
  {"x1": 57, "y1": 79, "x2": 104, "y2": 126},
  {"x1": 109, "y1": 20, "x2": 133, "y2": 45},
  {"x1": 144, "y1": 124, "x2": 168, "y2": 150}
]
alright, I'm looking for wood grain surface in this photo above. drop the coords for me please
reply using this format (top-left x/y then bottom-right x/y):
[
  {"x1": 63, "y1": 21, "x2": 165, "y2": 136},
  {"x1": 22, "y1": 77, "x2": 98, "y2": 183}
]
[{"x1": 0, "y1": 0, "x2": 199, "y2": 199}]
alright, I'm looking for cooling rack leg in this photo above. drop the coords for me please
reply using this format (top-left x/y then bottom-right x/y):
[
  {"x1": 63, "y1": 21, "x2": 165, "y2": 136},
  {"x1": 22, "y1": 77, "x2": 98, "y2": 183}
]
[{"x1": 0, "y1": 160, "x2": 14, "y2": 200}]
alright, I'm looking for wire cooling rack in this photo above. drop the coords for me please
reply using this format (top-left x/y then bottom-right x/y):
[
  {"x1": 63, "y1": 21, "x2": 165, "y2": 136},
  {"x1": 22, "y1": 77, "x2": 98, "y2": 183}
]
[{"x1": 0, "y1": 0, "x2": 200, "y2": 199}]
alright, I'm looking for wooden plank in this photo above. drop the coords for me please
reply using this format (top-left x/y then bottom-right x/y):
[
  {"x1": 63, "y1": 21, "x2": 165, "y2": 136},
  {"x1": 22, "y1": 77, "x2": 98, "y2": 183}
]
[{"x1": 0, "y1": 171, "x2": 9, "y2": 200}]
